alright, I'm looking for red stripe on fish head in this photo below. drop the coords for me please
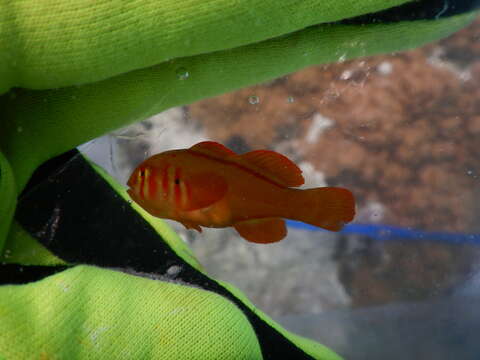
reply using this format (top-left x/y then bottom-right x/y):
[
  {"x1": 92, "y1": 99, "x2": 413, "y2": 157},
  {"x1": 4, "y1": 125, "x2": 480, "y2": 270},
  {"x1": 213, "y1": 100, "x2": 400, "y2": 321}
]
[
  {"x1": 162, "y1": 165, "x2": 170, "y2": 198},
  {"x1": 138, "y1": 167, "x2": 146, "y2": 199}
]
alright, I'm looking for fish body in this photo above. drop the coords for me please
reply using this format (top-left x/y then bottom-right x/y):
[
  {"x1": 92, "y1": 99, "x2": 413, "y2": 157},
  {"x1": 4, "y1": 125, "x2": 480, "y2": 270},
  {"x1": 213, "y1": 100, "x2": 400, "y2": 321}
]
[{"x1": 127, "y1": 141, "x2": 355, "y2": 243}]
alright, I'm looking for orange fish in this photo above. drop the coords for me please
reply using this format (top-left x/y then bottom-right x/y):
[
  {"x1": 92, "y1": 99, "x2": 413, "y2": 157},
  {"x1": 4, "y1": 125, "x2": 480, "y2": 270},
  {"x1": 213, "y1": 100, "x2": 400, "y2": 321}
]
[{"x1": 127, "y1": 141, "x2": 355, "y2": 244}]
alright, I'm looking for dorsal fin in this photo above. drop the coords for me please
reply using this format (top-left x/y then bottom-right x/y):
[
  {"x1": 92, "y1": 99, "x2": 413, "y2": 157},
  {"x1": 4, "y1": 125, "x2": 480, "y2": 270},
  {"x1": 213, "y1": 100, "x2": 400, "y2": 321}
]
[
  {"x1": 238, "y1": 150, "x2": 304, "y2": 187},
  {"x1": 189, "y1": 141, "x2": 236, "y2": 158}
]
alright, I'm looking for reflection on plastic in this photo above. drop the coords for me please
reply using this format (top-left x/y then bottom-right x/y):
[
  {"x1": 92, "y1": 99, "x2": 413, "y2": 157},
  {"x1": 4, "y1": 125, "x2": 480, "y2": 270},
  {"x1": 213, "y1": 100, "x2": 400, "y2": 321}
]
[
  {"x1": 286, "y1": 221, "x2": 480, "y2": 245},
  {"x1": 277, "y1": 295, "x2": 480, "y2": 360}
]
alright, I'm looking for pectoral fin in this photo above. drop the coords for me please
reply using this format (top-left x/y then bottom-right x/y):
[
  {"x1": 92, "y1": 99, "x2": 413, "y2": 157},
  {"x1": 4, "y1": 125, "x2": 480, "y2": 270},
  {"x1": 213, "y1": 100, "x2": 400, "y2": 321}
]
[
  {"x1": 233, "y1": 218, "x2": 287, "y2": 244},
  {"x1": 180, "y1": 173, "x2": 228, "y2": 211}
]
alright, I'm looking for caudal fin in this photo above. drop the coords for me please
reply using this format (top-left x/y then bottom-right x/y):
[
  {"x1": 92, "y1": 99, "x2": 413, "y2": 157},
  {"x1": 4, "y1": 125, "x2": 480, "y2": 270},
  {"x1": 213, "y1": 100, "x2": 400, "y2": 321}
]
[{"x1": 296, "y1": 187, "x2": 355, "y2": 231}]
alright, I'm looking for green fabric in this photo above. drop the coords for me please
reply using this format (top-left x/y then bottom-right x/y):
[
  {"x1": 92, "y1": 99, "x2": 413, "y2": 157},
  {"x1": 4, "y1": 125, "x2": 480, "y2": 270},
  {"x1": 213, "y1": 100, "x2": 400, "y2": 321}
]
[
  {"x1": 0, "y1": 150, "x2": 15, "y2": 252},
  {"x1": 0, "y1": 266, "x2": 342, "y2": 359},
  {"x1": 1, "y1": 0, "x2": 409, "y2": 93},
  {"x1": 0, "y1": 222, "x2": 65, "y2": 266},
  {"x1": 0, "y1": 266, "x2": 263, "y2": 359},
  {"x1": 1, "y1": 1, "x2": 478, "y2": 359}
]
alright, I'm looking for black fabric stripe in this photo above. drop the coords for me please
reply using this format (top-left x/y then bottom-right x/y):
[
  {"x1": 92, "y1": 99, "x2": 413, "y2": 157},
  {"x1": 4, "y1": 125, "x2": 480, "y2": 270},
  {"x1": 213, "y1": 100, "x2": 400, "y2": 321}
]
[
  {"x1": 0, "y1": 264, "x2": 70, "y2": 285},
  {"x1": 19, "y1": 148, "x2": 79, "y2": 199},
  {"x1": 341, "y1": 0, "x2": 480, "y2": 25},
  {"x1": 15, "y1": 150, "x2": 315, "y2": 360}
]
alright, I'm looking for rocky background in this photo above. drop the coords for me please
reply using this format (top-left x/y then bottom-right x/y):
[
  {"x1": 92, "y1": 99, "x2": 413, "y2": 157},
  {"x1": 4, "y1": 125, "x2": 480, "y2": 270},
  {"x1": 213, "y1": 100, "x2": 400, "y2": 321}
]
[{"x1": 84, "y1": 19, "x2": 480, "y2": 317}]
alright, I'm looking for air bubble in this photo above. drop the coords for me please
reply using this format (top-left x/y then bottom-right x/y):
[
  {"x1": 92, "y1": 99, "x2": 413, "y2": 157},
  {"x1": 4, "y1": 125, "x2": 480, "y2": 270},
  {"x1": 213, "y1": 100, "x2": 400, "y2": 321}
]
[
  {"x1": 248, "y1": 95, "x2": 260, "y2": 105},
  {"x1": 466, "y1": 170, "x2": 477, "y2": 178},
  {"x1": 176, "y1": 67, "x2": 189, "y2": 80},
  {"x1": 166, "y1": 265, "x2": 182, "y2": 277},
  {"x1": 340, "y1": 70, "x2": 352, "y2": 80},
  {"x1": 377, "y1": 61, "x2": 393, "y2": 75},
  {"x1": 17, "y1": 126, "x2": 23, "y2": 133},
  {"x1": 287, "y1": 96, "x2": 295, "y2": 103}
]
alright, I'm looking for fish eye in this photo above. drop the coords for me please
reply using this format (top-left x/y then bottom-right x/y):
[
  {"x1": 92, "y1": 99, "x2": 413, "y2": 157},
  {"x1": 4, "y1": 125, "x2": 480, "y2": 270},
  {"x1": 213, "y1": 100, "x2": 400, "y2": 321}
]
[
  {"x1": 174, "y1": 178, "x2": 180, "y2": 185},
  {"x1": 140, "y1": 169, "x2": 146, "y2": 177}
]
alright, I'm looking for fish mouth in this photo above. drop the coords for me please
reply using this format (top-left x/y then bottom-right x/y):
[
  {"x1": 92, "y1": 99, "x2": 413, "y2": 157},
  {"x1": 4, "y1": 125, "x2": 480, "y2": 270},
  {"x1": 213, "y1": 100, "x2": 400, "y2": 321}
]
[
  {"x1": 126, "y1": 175, "x2": 136, "y2": 198},
  {"x1": 126, "y1": 176, "x2": 134, "y2": 189},
  {"x1": 127, "y1": 188, "x2": 136, "y2": 201}
]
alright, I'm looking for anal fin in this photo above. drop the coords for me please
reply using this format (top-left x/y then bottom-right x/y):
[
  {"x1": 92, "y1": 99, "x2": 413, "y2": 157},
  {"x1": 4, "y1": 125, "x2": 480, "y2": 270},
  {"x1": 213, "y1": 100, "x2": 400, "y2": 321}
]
[{"x1": 233, "y1": 218, "x2": 286, "y2": 244}]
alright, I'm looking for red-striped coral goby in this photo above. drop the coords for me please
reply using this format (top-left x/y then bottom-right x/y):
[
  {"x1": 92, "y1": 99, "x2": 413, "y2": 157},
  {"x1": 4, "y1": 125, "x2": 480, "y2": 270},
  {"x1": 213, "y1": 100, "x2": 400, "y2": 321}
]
[{"x1": 127, "y1": 141, "x2": 355, "y2": 244}]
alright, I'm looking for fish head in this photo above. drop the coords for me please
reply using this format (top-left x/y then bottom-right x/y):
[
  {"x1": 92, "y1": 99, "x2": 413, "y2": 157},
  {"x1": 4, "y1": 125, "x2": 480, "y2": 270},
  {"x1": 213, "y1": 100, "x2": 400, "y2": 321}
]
[
  {"x1": 126, "y1": 152, "x2": 179, "y2": 217},
  {"x1": 127, "y1": 163, "x2": 150, "y2": 195},
  {"x1": 127, "y1": 163, "x2": 156, "y2": 210}
]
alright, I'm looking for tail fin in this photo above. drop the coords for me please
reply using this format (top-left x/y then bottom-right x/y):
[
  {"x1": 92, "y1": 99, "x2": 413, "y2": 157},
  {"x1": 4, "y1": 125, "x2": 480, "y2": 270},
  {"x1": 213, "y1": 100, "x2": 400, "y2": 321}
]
[{"x1": 296, "y1": 187, "x2": 355, "y2": 231}]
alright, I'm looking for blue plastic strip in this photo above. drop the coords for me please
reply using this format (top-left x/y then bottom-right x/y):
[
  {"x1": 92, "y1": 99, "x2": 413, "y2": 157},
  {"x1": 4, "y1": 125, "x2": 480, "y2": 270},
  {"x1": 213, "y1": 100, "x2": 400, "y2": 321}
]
[{"x1": 286, "y1": 220, "x2": 480, "y2": 245}]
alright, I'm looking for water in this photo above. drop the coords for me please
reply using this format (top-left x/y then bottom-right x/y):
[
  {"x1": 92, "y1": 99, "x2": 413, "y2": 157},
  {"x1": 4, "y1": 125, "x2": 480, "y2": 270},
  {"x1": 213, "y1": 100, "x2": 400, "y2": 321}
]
[{"x1": 74, "y1": 17, "x2": 480, "y2": 359}]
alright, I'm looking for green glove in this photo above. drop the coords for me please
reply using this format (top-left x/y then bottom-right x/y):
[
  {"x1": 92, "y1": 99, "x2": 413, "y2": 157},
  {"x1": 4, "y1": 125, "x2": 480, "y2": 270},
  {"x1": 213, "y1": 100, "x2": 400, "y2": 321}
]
[{"x1": 1, "y1": 1, "x2": 478, "y2": 359}]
